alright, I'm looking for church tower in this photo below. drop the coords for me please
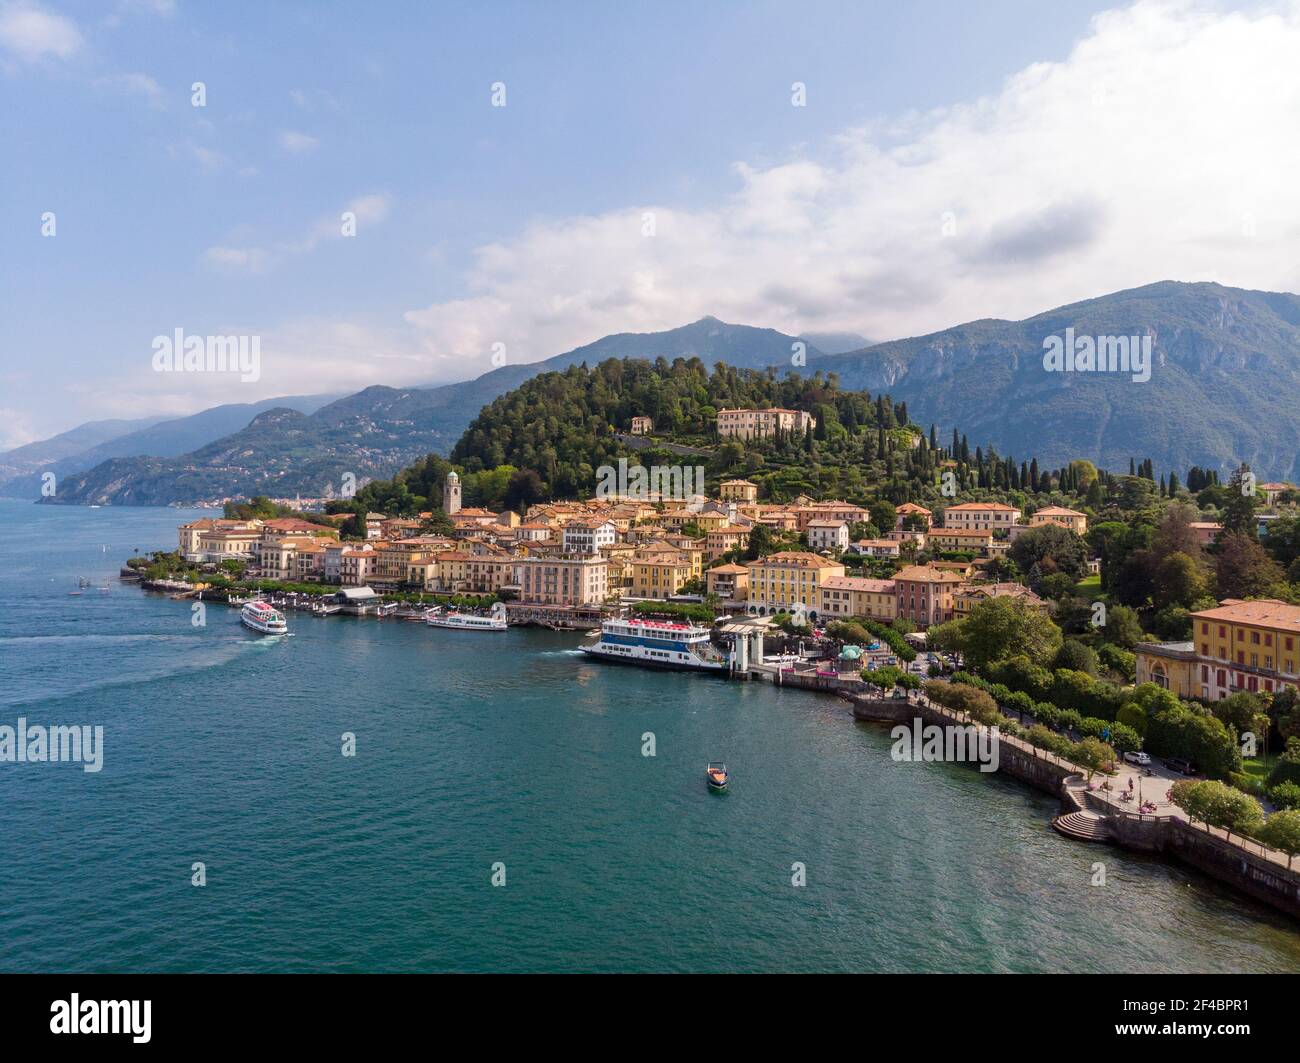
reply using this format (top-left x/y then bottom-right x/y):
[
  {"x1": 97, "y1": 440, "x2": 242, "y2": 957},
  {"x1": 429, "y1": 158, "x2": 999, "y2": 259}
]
[{"x1": 444, "y1": 470, "x2": 462, "y2": 515}]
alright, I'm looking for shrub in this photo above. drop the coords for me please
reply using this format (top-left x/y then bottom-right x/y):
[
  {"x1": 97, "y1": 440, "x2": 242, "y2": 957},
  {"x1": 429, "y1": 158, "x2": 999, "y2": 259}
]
[{"x1": 1269, "y1": 780, "x2": 1300, "y2": 811}]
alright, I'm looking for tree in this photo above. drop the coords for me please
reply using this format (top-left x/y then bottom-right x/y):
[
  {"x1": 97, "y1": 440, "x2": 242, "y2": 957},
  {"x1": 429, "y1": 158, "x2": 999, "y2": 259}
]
[
  {"x1": 952, "y1": 597, "x2": 1063, "y2": 672},
  {"x1": 1152, "y1": 551, "x2": 1207, "y2": 610},
  {"x1": 868, "y1": 499, "x2": 896, "y2": 534},
  {"x1": 1214, "y1": 531, "x2": 1284, "y2": 599},
  {"x1": 1222, "y1": 463, "x2": 1259, "y2": 539},
  {"x1": 1054, "y1": 640, "x2": 1100, "y2": 676},
  {"x1": 743, "y1": 523, "x2": 774, "y2": 561},
  {"x1": 1008, "y1": 523, "x2": 1089, "y2": 582},
  {"x1": 1072, "y1": 737, "x2": 1116, "y2": 781},
  {"x1": 1259, "y1": 810, "x2": 1300, "y2": 869},
  {"x1": 1170, "y1": 779, "x2": 1264, "y2": 841},
  {"x1": 1100, "y1": 604, "x2": 1145, "y2": 649}
]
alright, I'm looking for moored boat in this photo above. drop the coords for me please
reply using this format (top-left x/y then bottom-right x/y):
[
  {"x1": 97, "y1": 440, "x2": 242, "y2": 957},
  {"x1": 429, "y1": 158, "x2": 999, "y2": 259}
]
[
  {"x1": 425, "y1": 610, "x2": 507, "y2": 631},
  {"x1": 240, "y1": 600, "x2": 288, "y2": 635},
  {"x1": 580, "y1": 617, "x2": 726, "y2": 673}
]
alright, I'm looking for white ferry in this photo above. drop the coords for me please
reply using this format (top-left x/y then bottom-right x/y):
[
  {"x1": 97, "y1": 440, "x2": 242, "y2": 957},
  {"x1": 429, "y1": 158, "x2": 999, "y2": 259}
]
[
  {"x1": 425, "y1": 610, "x2": 507, "y2": 631},
  {"x1": 240, "y1": 600, "x2": 288, "y2": 635},
  {"x1": 579, "y1": 617, "x2": 726, "y2": 673}
]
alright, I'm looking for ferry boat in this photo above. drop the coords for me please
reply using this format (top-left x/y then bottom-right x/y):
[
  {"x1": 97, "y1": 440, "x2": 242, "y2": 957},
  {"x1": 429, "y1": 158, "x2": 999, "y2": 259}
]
[
  {"x1": 706, "y1": 762, "x2": 729, "y2": 792},
  {"x1": 425, "y1": 610, "x2": 507, "y2": 631},
  {"x1": 579, "y1": 617, "x2": 727, "y2": 673},
  {"x1": 240, "y1": 600, "x2": 288, "y2": 635}
]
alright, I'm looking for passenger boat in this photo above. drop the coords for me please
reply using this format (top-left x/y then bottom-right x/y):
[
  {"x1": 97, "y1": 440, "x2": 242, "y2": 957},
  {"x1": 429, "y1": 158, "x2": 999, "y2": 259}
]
[
  {"x1": 425, "y1": 610, "x2": 507, "y2": 631},
  {"x1": 579, "y1": 617, "x2": 726, "y2": 673},
  {"x1": 240, "y1": 600, "x2": 288, "y2": 635},
  {"x1": 706, "y1": 762, "x2": 729, "y2": 792}
]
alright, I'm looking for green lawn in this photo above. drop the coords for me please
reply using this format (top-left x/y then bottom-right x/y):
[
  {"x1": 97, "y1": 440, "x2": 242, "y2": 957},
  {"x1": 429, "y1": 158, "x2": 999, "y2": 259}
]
[
  {"x1": 1241, "y1": 752, "x2": 1279, "y2": 787},
  {"x1": 1073, "y1": 573, "x2": 1103, "y2": 599}
]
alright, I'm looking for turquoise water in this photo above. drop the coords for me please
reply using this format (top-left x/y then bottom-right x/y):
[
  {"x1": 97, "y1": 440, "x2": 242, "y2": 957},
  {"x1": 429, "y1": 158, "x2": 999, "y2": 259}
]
[{"x1": 2, "y1": 499, "x2": 1299, "y2": 973}]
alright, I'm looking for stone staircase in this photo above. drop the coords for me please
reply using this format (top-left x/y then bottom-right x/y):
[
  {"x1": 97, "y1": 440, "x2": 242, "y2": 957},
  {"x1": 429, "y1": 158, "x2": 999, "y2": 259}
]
[{"x1": 1052, "y1": 809, "x2": 1113, "y2": 843}]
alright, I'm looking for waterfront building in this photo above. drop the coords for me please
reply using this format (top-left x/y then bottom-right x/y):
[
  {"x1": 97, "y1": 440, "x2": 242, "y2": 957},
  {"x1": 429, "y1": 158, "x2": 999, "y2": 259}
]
[
  {"x1": 178, "y1": 518, "x2": 261, "y2": 555},
  {"x1": 340, "y1": 547, "x2": 376, "y2": 587},
  {"x1": 893, "y1": 565, "x2": 966, "y2": 627},
  {"x1": 719, "y1": 478, "x2": 759, "y2": 503},
  {"x1": 1134, "y1": 641, "x2": 1199, "y2": 698},
  {"x1": 819, "y1": 576, "x2": 897, "y2": 622},
  {"x1": 716, "y1": 407, "x2": 816, "y2": 440},
  {"x1": 807, "y1": 519, "x2": 850, "y2": 553},
  {"x1": 705, "y1": 563, "x2": 749, "y2": 602},
  {"x1": 193, "y1": 527, "x2": 261, "y2": 561},
  {"x1": 515, "y1": 554, "x2": 610, "y2": 606},
  {"x1": 743, "y1": 551, "x2": 845, "y2": 617},
  {"x1": 631, "y1": 546, "x2": 695, "y2": 598},
  {"x1": 940, "y1": 501, "x2": 1021, "y2": 532},
  {"x1": 1190, "y1": 598, "x2": 1300, "y2": 698}
]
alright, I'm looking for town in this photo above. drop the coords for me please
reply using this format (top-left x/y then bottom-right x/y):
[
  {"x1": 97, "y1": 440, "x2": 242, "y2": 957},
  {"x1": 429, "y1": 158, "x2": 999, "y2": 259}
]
[{"x1": 126, "y1": 399, "x2": 1300, "y2": 920}]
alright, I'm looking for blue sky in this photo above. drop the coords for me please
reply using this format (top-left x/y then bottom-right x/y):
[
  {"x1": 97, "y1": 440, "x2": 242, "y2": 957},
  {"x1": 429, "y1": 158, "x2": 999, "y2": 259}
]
[{"x1": 3, "y1": 0, "x2": 1295, "y2": 446}]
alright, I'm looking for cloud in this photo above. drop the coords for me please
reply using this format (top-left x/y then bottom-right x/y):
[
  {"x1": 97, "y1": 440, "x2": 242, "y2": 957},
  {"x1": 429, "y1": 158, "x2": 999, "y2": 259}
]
[
  {"x1": 0, "y1": 2, "x2": 82, "y2": 62},
  {"x1": 402, "y1": 0, "x2": 1300, "y2": 363},
  {"x1": 96, "y1": 71, "x2": 165, "y2": 107},
  {"x1": 0, "y1": 407, "x2": 41, "y2": 450},
  {"x1": 278, "y1": 129, "x2": 319, "y2": 153},
  {"x1": 203, "y1": 193, "x2": 393, "y2": 272}
]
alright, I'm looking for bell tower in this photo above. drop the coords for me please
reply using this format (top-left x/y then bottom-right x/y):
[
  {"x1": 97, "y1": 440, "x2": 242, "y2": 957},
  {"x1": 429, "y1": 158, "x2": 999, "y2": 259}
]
[{"x1": 444, "y1": 470, "x2": 462, "y2": 515}]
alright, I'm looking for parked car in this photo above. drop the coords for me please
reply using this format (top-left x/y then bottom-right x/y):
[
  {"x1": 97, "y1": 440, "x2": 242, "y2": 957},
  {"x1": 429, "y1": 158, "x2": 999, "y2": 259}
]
[
  {"x1": 1123, "y1": 751, "x2": 1151, "y2": 766},
  {"x1": 1164, "y1": 756, "x2": 1199, "y2": 775}
]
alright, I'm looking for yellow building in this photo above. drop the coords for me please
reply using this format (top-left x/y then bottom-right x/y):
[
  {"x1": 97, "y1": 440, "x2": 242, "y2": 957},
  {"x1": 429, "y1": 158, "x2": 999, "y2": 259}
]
[
  {"x1": 719, "y1": 478, "x2": 759, "y2": 503},
  {"x1": 953, "y1": 582, "x2": 1047, "y2": 620},
  {"x1": 925, "y1": 528, "x2": 995, "y2": 554},
  {"x1": 1029, "y1": 505, "x2": 1088, "y2": 536},
  {"x1": 1134, "y1": 641, "x2": 1199, "y2": 699},
  {"x1": 631, "y1": 547, "x2": 695, "y2": 598},
  {"x1": 706, "y1": 563, "x2": 750, "y2": 602},
  {"x1": 743, "y1": 551, "x2": 845, "y2": 617},
  {"x1": 1189, "y1": 598, "x2": 1300, "y2": 699},
  {"x1": 819, "y1": 576, "x2": 897, "y2": 622}
]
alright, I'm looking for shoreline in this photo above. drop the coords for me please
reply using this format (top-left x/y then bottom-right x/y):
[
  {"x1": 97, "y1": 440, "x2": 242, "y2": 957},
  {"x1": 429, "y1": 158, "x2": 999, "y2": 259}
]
[
  {"x1": 122, "y1": 557, "x2": 1300, "y2": 927},
  {"x1": 844, "y1": 690, "x2": 1300, "y2": 923}
]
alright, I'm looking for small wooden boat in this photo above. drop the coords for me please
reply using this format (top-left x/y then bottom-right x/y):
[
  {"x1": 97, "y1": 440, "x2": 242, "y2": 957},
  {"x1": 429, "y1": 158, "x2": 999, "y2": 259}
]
[{"x1": 706, "y1": 762, "x2": 729, "y2": 792}]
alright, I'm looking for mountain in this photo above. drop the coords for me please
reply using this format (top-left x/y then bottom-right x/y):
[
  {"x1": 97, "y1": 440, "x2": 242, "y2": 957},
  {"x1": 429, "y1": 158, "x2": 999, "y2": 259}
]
[
  {"x1": 45, "y1": 320, "x2": 819, "y2": 505},
  {"x1": 1, "y1": 394, "x2": 337, "y2": 499},
  {"x1": 810, "y1": 281, "x2": 1300, "y2": 479},
  {"x1": 0, "y1": 415, "x2": 166, "y2": 481},
  {"x1": 799, "y1": 330, "x2": 873, "y2": 354},
  {"x1": 41, "y1": 284, "x2": 1300, "y2": 505}
]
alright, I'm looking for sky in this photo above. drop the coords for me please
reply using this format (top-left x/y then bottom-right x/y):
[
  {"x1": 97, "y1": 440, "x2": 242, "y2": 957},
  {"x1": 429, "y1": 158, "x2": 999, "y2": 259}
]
[{"x1": 2, "y1": 0, "x2": 1298, "y2": 448}]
